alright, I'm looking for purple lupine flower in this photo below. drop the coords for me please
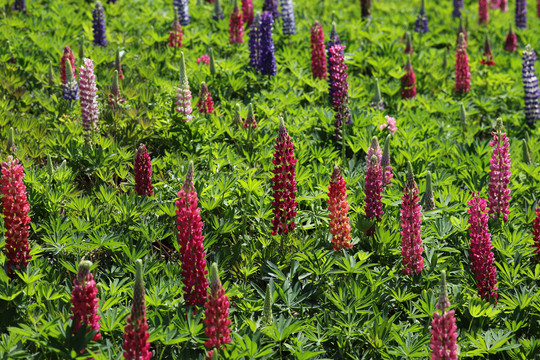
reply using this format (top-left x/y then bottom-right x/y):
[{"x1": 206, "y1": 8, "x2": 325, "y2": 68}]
[
  {"x1": 327, "y1": 21, "x2": 341, "y2": 106},
  {"x1": 248, "y1": 13, "x2": 261, "y2": 69},
  {"x1": 262, "y1": 0, "x2": 280, "y2": 22},
  {"x1": 212, "y1": 0, "x2": 224, "y2": 20},
  {"x1": 487, "y1": 119, "x2": 511, "y2": 222},
  {"x1": 79, "y1": 58, "x2": 99, "y2": 140},
  {"x1": 414, "y1": 0, "x2": 429, "y2": 34},
  {"x1": 62, "y1": 60, "x2": 79, "y2": 101},
  {"x1": 174, "y1": 0, "x2": 190, "y2": 26},
  {"x1": 280, "y1": 0, "x2": 296, "y2": 35},
  {"x1": 516, "y1": 0, "x2": 528, "y2": 29},
  {"x1": 92, "y1": 1, "x2": 107, "y2": 46},
  {"x1": 522, "y1": 45, "x2": 540, "y2": 127},
  {"x1": 452, "y1": 0, "x2": 463, "y2": 17},
  {"x1": 259, "y1": 12, "x2": 277, "y2": 76},
  {"x1": 12, "y1": 0, "x2": 26, "y2": 11},
  {"x1": 328, "y1": 44, "x2": 351, "y2": 139}
]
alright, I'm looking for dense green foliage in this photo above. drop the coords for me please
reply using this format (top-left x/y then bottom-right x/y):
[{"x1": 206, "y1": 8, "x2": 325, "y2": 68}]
[{"x1": 1, "y1": 0, "x2": 540, "y2": 358}]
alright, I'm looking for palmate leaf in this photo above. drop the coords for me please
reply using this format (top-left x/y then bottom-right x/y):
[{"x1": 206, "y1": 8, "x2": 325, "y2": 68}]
[{"x1": 464, "y1": 329, "x2": 521, "y2": 356}]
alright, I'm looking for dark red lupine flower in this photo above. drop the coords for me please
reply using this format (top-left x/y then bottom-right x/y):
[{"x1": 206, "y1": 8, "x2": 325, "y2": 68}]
[
  {"x1": 404, "y1": 32, "x2": 413, "y2": 54},
  {"x1": 504, "y1": 25, "x2": 517, "y2": 52},
  {"x1": 122, "y1": 260, "x2": 152, "y2": 360},
  {"x1": 241, "y1": 0, "x2": 254, "y2": 26},
  {"x1": 1, "y1": 156, "x2": 31, "y2": 277},
  {"x1": 455, "y1": 33, "x2": 470, "y2": 94},
  {"x1": 134, "y1": 144, "x2": 154, "y2": 197},
  {"x1": 328, "y1": 44, "x2": 351, "y2": 138},
  {"x1": 430, "y1": 271, "x2": 459, "y2": 360},
  {"x1": 176, "y1": 162, "x2": 209, "y2": 307},
  {"x1": 487, "y1": 119, "x2": 511, "y2": 222},
  {"x1": 60, "y1": 46, "x2": 76, "y2": 84},
  {"x1": 479, "y1": 0, "x2": 489, "y2": 26},
  {"x1": 271, "y1": 118, "x2": 298, "y2": 238},
  {"x1": 71, "y1": 260, "x2": 101, "y2": 341},
  {"x1": 480, "y1": 34, "x2": 495, "y2": 66},
  {"x1": 168, "y1": 12, "x2": 183, "y2": 48},
  {"x1": 229, "y1": 0, "x2": 244, "y2": 44},
  {"x1": 533, "y1": 207, "x2": 540, "y2": 259},
  {"x1": 401, "y1": 57, "x2": 416, "y2": 99},
  {"x1": 328, "y1": 167, "x2": 353, "y2": 251},
  {"x1": 468, "y1": 194, "x2": 498, "y2": 303},
  {"x1": 197, "y1": 82, "x2": 214, "y2": 114},
  {"x1": 310, "y1": 21, "x2": 327, "y2": 79},
  {"x1": 364, "y1": 156, "x2": 384, "y2": 236},
  {"x1": 400, "y1": 162, "x2": 423, "y2": 275}
]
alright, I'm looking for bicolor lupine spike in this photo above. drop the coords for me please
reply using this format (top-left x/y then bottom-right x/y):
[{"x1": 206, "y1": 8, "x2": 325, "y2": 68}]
[
  {"x1": 12, "y1": 0, "x2": 25, "y2": 11},
  {"x1": 62, "y1": 60, "x2": 79, "y2": 101},
  {"x1": 455, "y1": 33, "x2": 470, "y2": 94},
  {"x1": 328, "y1": 166, "x2": 353, "y2": 250},
  {"x1": 310, "y1": 21, "x2": 326, "y2": 79},
  {"x1": 364, "y1": 156, "x2": 384, "y2": 235},
  {"x1": 92, "y1": 1, "x2": 107, "y2": 46},
  {"x1": 241, "y1": 0, "x2": 254, "y2": 26},
  {"x1": 243, "y1": 103, "x2": 257, "y2": 128},
  {"x1": 6, "y1": 127, "x2": 15, "y2": 153},
  {"x1": 262, "y1": 284, "x2": 273, "y2": 323},
  {"x1": 259, "y1": 12, "x2": 277, "y2": 76},
  {"x1": 381, "y1": 135, "x2": 393, "y2": 187},
  {"x1": 271, "y1": 118, "x2": 298, "y2": 237},
  {"x1": 423, "y1": 171, "x2": 436, "y2": 211},
  {"x1": 414, "y1": 0, "x2": 429, "y2": 33},
  {"x1": 468, "y1": 193, "x2": 498, "y2": 302},
  {"x1": 487, "y1": 119, "x2": 511, "y2": 222},
  {"x1": 522, "y1": 139, "x2": 531, "y2": 164},
  {"x1": 430, "y1": 271, "x2": 459, "y2": 360},
  {"x1": 262, "y1": 0, "x2": 280, "y2": 21},
  {"x1": 504, "y1": 24, "x2": 517, "y2": 52},
  {"x1": 401, "y1": 57, "x2": 417, "y2": 99},
  {"x1": 48, "y1": 60, "x2": 54, "y2": 86},
  {"x1": 516, "y1": 0, "x2": 527, "y2": 29},
  {"x1": 229, "y1": 0, "x2": 244, "y2": 44},
  {"x1": 176, "y1": 162, "x2": 209, "y2": 307},
  {"x1": 522, "y1": 45, "x2": 540, "y2": 127},
  {"x1": 108, "y1": 70, "x2": 125, "y2": 109},
  {"x1": 533, "y1": 207, "x2": 540, "y2": 259},
  {"x1": 79, "y1": 58, "x2": 99, "y2": 140},
  {"x1": 71, "y1": 260, "x2": 101, "y2": 341},
  {"x1": 360, "y1": 0, "x2": 372, "y2": 19},
  {"x1": 281, "y1": 0, "x2": 296, "y2": 35},
  {"x1": 1, "y1": 156, "x2": 31, "y2": 277},
  {"x1": 248, "y1": 13, "x2": 261, "y2": 69},
  {"x1": 481, "y1": 34, "x2": 495, "y2": 66},
  {"x1": 400, "y1": 162, "x2": 423, "y2": 275},
  {"x1": 60, "y1": 46, "x2": 76, "y2": 84},
  {"x1": 176, "y1": 52, "x2": 193, "y2": 121},
  {"x1": 115, "y1": 49, "x2": 124, "y2": 80},
  {"x1": 404, "y1": 32, "x2": 413, "y2": 54},
  {"x1": 134, "y1": 144, "x2": 153, "y2": 197},
  {"x1": 452, "y1": 0, "x2": 463, "y2": 17},
  {"x1": 456, "y1": 16, "x2": 467, "y2": 48},
  {"x1": 328, "y1": 43, "x2": 351, "y2": 138},
  {"x1": 213, "y1": 0, "x2": 224, "y2": 20},
  {"x1": 122, "y1": 260, "x2": 152, "y2": 360},
  {"x1": 366, "y1": 136, "x2": 382, "y2": 167},
  {"x1": 174, "y1": 0, "x2": 191, "y2": 26},
  {"x1": 168, "y1": 11, "x2": 183, "y2": 48},
  {"x1": 197, "y1": 82, "x2": 214, "y2": 114},
  {"x1": 371, "y1": 79, "x2": 385, "y2": 110},
  {"x1": 479, "y1": 0, "x2": 489, "y2": 25}
]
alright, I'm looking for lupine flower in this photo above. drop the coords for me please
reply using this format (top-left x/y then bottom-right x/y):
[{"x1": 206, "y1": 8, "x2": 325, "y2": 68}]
[
  {"x1": 516, "y1": 0, "x2": 527, "y2": 29},
  {"x1": 533, "y1": 207, "x2": 540, "y2": 259},
  {"x1": 401, "y1": 57, "x2": 417, "y2": 99},
  {"x1": 262, "y1": 0, "x2": 280, "y2": 21},
  {"x1": 423, "y1": 171, "x2": 436, "y2": 211},
  {"x1": 243, "y1": 103, "x2": 257, "y2": 128},
  {"x1": 404, "y1": 32, "x2": 413, "y2": 54},
  {"x1": 115, "y1": 49, "x2": 124, "y2": 80},
  {"x1": 176, "y1": 162, "x2": 209, "y2": 307},
  {"x1": 479, "y1": 0, "x2": 489, "y2": 25},
  {"x1": 197, "y1": 82, "x2": 214, "y2": 114},
  {"x1": 455, "y1": 33, "x2": 470, "y2": 94},
  {"x1": 327, "y1": 21, "x2": 341, "y2": 105},
  {"x1": 328, "y1": 166, "x2": 353, "y2": 250},
  {"x1": 379, "y1": 115, "x2": 397, "y2": 135},
  {"x1": 487, "y1": 119, "x2": 511, "y2": 222},
  {"x1": 281, "y1": 0, "x2": 296, "y2": 35},
  {"x1": 271, "y1": 118, "x2": 298, "y2": 238},
  {"x1": 229, "y1": 0, "x2": 244, "y2": 44},
  {"x1": 168, "y1": 12, "x2": 183, "y2": 48},
  {"x1": 6, "y1": 127, "x2": 15, "y2": 153},
  {"x1": 60, "y1": 46, "x2": 76, "y2": 84},
  {"x1": 366, "y1": 136, "x2": 382, "y2": 166},
  {"x1": 213, "y1": 0, "x2": 224, "y2": 20},
  {"x1": 1, "y1": 156, "x2": 31, "y2": 277},
  {"x1": 361, "y1": 0, "x2": 372, "y2": 19},
  {"x1": 12, "y1": 0, "x2": 25, "y2": 11},
  {"x1": 504, "y1": 25, "x2": 517, "y2": 52},
  {"x1": 79, "y1": 58, "x2": 99, "y2": 140},
  {"x1": 453, "y1": 0, "x2": 464, "y2": 17},
  {"x1": 480, "y1": 34, "x2": 495, "y2": 66},
  {"x1": 259, "y1": 12, "x2": 277, "y2": 76},
  {"x1": 241, "y1": 0, "x2": 254, "y2": 26},
  {"x1": 310, "y1": 21, "x2": 327, "y2": 79},
  {"x1": 371, "y1": 79, "x2": 385, "y2": 110},
  {"x1": 197, "y1": 55, "x2": 211, "y2": 65},
  {"x1": 108, "y1": 70, "x2": 125, "y2": 110},
  {"x1": 122, "y1": 260, "x2": 152, "y2": 360},
  {"x1": 522, "y1": 139, "x2": 531, "y2": 164},
  {"x1": 62, "y1": 60, "x2": 79, "y2": 101},
  {"x1": 329, "y1": 44, "x2": 351, "y2": 139},
  {"x1": 456, "y1": 16, "x2": 467, "y2": 48},
  {"x1": 134, "y1": 144, "x2": 153, "y2": 197},
  {"x1": 467, "y1": 193, "x2": 498, "y2": 302},
  {"x1": 381, "y1": 135, "x2": 393, "y2": 187},
  {"x1": 414, "y1": 0, "x2": 429, "y2": 34},
  {"x1": 71, "y1": 260, "x2": 101, "y2": 341},
  {"x1": 174, "y1": 0, "x2": 191, "y2": 26},
  {"x1": 249, "y1": 13, "x2": 262, "y2": 69},
  {"x1": 92, "y1": 1, "x2": 107, "y2": 46},
  {"x1": 204, "y1": 263, "x2": 232, "y2": 360},
  {"x1": 522, "y1": 45, "x2": 540, "y2": 127},
  {"x1": 430, "y1": 271, "x2": 459, "y2": 360},
  {"x1": 500, "y1": 0, "x2": 508, "y2": 11},
  {"x1": 400, "y1": 162, "x2": 423, "y2": 275},
  {"x1": 262, "y1": 284, "x2": 273, "y2": 324},
  {"x1": 364, "y1": 156, "x2": 384, "y2": 236},
  {"x1": 176, "y1": 52, "x2": 193, "y2": 122},
  {"x1": 490, "y1": 0, "x2": 500, "y2": 9}
]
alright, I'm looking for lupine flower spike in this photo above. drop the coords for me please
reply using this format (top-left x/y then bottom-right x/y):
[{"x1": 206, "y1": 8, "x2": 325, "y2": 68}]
[
  {"x1": 414, "y1": 0, "x2": 429, "y2": 34},
  {"x1": 479, "y1": 0, "x2": 489, "y2": 26},
  {"x1": 174, "y1": 0, "x2": 191, "y2": 26},
  {"x1": 1, "y1": 156, "x2": 31, "y2": 277},
  {"x1": 516, "y1": 0, "x2": 527, "y2": 29},
  {"x1": 176, "y1": 52, "x2": 193, "y2": 121},
  {"x1": 481, "y1": 34, "x2": 495, "y2": 66},
  {"x1": 533, "y1": 207, "x2": 540, "y2": 259},
  {"x1": 401, "y1": 57, "x2": 417, "y2": 99},
  {"x1": 271, "y1": 118, "x2": 298, "y2": 239},
  {"x1": 241, "y1": 0, "x2": 254, "y2": 26},
  {"x1": 522, "y1": 45, "x2": 540, "y2": 127},
  {"x1": 371, "y1": 79, "x2": 385, "y2": 110},
  {"x1": 468, "y1": 193, "x2": 498, "y2": 302},
  {"x1": 122, "y1": 260, "x2": 152, "y2": 360},
  {"x1": 213, "y1": 0, "x2": 224, "y2": 20},
  {"x1": 404, "y1": 32, "x2": 413, "y2": 54},
  {"x1": 12, "y1": 0, "x2": 25, "y2": 11},
  {"x1": 522, "y1": 139, "x2": 531, "y2": 164},
  {"x1": 504, "y1": 24, "x2": 517, "y2": 52},
  {"x1": 209, "y1": 48, "x2": 217, "y2": 75},
  {"x1": 400, "y1": 162, "x2": 423, "y2": 275},
  {"x1": 134, "y1": 144, "x2": 154, "y2": 197},
  {"x1": 262, "y1": 0, "x2": 280, "y2": 21},
  {"x1": 108, "y1": 70, "x2": 125, "y2": 110},
  {"x1": 62, "y1": 60, "x2": 79, "y2": 101},
  {"x1": 490, "y1": 0, "x2": 501, "y2": 9},
  {"x1": 366, "y1": 136, "x2": 382, "y2": 166},
  {"x1": 60, "y1": 46, "x2": 76, "y2": 85},
  {"x1": 487, "y1": 119, "x2": 511, "y2": 222},
  {"x1": 176, "y1": 162, "x2": 209, "y2": 307},
  {"x1": 381, "y1": 135, "x2": 393, "y2": 187},
  {"x1": 430, "y1": 271, "x2": 459, "y2": 360},
  {"x1": 310, "y1": 21, "x2": 326, "y2": 79},
  {"x1": 229, "y1": 0, "x2": 244, "y2": 44},
  {"x1": 262, "y1": 284, "x2": 273, "y2": 323},
  {"x1": 500, "y1": 0, "x2": 508, "y2": 11},
  {"x1": 455, "y1": 33, "x2": 470, "y2": 94},
  {"x1": 259, "y1": 12, "x2": 277, "y2": 76},
  {"x1": 453, "y1": 0, "x2": 463, "y2": 17},
  {"x1": 233, "y1": 104, "x2": 242, "y2": 126},
  {"x1": 115, "y1": 49, "x2": 124, "y2": 80},
  {"x1": 243, "y1": 103, "x2": 257, "y2": 128},
  {"x1": 361, "y1": 0, "x2": 372, "y2": 19},
  {"x1": 364, "y1": 156, "x2": 384, "y2": 235},
  {"x1": 197, "y1": 82, "x2": 214, "y2": 114},
  {"x1": 379, "y1": 115, "x2": 397, "y2": 135},
  {"x1": 204, "y1": 263, "x2": 232, "y2": 360},
  {"x1": 328, "y1": 43, "x2": 351, "y2": 138},
  {"x1": 197, "y1": 55, "x2": 211, "y2": 66},
  {"x1": 327, "y1": 21, "x2": 341, "y2": 105},
  {"x1": 71, "y1": 260, "x2": 101, "y2": 341},
  {"x1": 457, "y1": 16, "x2": 467, "y2": 47},
  {"x1": 79, "y1": 58, "x2": 99, "y2": 141},
  {"x1": 6, "y1": 127, "x2": 15, "y2": 153},
  {"x1": 248, "y1": 13, "x2": 262, "y2": 69},
  {"x1": 168, "y1": 11, "x2": 183, "y2": 48},
  {"x1": 281, "y1": 0, "x2": 296, "y2": 35},
  {"x1": 92, "y1": 1, "x2": 107, "y2": 46},
  {"x1": 423, "y1": 171, "x2": 436, "y2": 211},
  {"x1": 328, "y1": 166, "x2": 353, "y2": 250}
]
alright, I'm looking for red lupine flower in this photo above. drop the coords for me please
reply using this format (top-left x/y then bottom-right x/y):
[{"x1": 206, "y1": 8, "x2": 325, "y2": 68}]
[
  {"x1": 310, "y1": 21, "x2": 327, "y2": 79},
  {"x1": 504, "y1": 25, "x2": 517, "y2": 52},
  {"x1": 241, "y1": 0, "x2": 254, "y2": 26},
  {"x1": 168, "y1": 13, "x2": 183, "y2": 48},
  {"x1": 401, "y1": 57, "x2": 416, "y2": 99},
  {"x1": 60, "y1": 46, "x2": 76, "y2": 84},
  {"x1": 1, "y1": 156, "x2": 31, "y2": 277},
  {"x1": 71, "y1": 260, "x2": 101, "y2": 341},
  {"x1": 122, "y1": 260, "x2": 152, "y2": 360},
  {"x1": 204, "y1": 263, "x2": 231, "y2": 360},
  {"x1": 271, "y1": 118, "x2": 298, "y2": 238},
  {"x1": 197, "y1": 82, "x2": 214, "y2": 114},
  {"x1": 364, "y1": 156, "x2": 384, "y2": 236},
  {"x1": 134, "y1": 144, "x2": 154, "y2": 197},
  {"x1": 400, "y1": 162, "x2": 423, "y2": 275},
  {"x1": 328, "y1": 167, "x2": 352, "y2": 251},
  {"x1": 487, "y1": 119, "x2": 511, "y2": 222},
  {"x1": 479, "y1": 0, "x2": 489, "y2": 25},
  {"x1": 533, "y1": 207, "x2": 540, "y2": 259},
  {"x1": 229, "y1": 0, "x2": 244, "y2": 44},
  {"x1": 381, "y1": 135, "x2": 393, "y2": 187},
  {"x1": 480, "y1": 35, "x2": 495, "y2": 66},
  {"x1": 430, "y1": 271, "x2": 459, "y2": 360},
  {"x1": 455, "y1": 33, "x2": 470, "y2": 94},
  {"x1": 468, "y1": 194, "x2": 498, "y2": 302},
  {"x1": 176, "y1": 163, "x2": 209, "y2": 307},
  {"x1": 366, "y1": 136, "x2": 382, "y2": 167}
]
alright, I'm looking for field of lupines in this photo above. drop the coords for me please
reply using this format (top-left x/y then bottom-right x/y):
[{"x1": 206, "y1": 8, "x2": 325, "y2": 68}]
[{"x1": 1, "y1": 0, "x2": 540, "y2": 358}]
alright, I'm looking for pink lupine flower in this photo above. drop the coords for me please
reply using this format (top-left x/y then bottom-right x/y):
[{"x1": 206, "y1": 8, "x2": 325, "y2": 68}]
[
  {"x1": 487, "y1": 119, "x2": 511, "y2": 222},
  {"x1": 364, "y1": 156, "x2": 384, "y2": 236},
  {"x1": 366, "y1": 136, "x2": 382, "y2": 167},
  {"x1": 1, "y1": 156, "x2": 31, "y2": 277},
  {"x1": 204, "y1": 263, "x2": 232, "y2": 360},
  {"x1": 71, "y1": 260, "x2": 101, "y2": 341},
  {"x1": 176, "y1": 52, "x2": 193, "y2": 122},
  {"x1": 79, "y1": 58, "x2": 99, "y2": 141},
  {"x1": 197, "y1": 82, "x2": 214, "y2": 114},
  {"x1": 381, "y1": 135, "x2": 393, "y2": 187},
  {"x1": 229, "y1": 0, "x2": 244, "y2": 44},
  {"x1": 328, "y1": 167, "x2": 353, "y2": 251},
  {"x1": 271, "y1": 118, "x2": 298, "y2": 238},
  {"x1": 60, "y1": 46, "x2": 76, "y2": 84},
  {"x1": 167, "y1": 12, "x2": 183, "y2": 48},
  {"x1": 379, "y1": 115, "x2": 397, "y2": 136},
  {"x1": 310, "y1": 21, "x2": 327, "y2": 79},
  {"x1": 197, "y1": 55, "x2": 211, "y2": 65},
  {"x1": 504, "y1": 25, "x2": 517, "y2": 52},
  {"x1": 455, "y1": 33, "x2": 470, "y2": 94},
  {"x1": 533, "y1": 207, "x2": 540, "y2": 259},
  {"x1": 468, "y1": 193, "x2": 498, "y2": 303},
  {"x1": 401, "y1": 57, "x2": 416, "y2": 99},
  {"x1": 122, "y1": 260, "x2": 152, "y2": 360},
  {"x1": 400, "y1": 162, "x2": 423, "y2": 275},
  {"x1": 430, "y1": 271, "x2": 458, "y2": 360},
  {"x1": 176, "y1": 162, "x2": 209, "y2": 307},
  {"x1": 479, "y1": 0, "x2": 489, "y2": 25},
  {"x1": 241, "y1": 0, "x2": 254, "y2": 26},
  {"x1": 134, "y1": 144, "x2": 153, "y2": 197}
]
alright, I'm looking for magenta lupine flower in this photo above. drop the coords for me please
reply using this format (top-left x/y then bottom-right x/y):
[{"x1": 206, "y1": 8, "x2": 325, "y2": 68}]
[
  {"x1": 468, "y1": 193, "x2": 498, "y2": 302},
  {"x1": 176, "y1": 52, "x2": 193, "y2": 121},
  {"x1": 490, "y1": 0, "x2": 500, "y2": 9},
  {"x1": 480, "y1": 34, "x2": 495, "y2": 66},
  {"x1": 71, "y1": 260, "x2": 101, "y2": 341},
  {"x1": 176, "y1": 163, "x2": 209, "y2": 307},
  {"x1": 504, "y1": 25, "x2": 517, "y2": 52},
  {"x1": 271, "y1": 118, "x2": 298, "y2": 238},
  {"x1": 328, "y1": 44, "x2": 351, "y2": 139},
  {"x1": 328, "y1": 166, "x2": 353, "y2": 250},
  {"x1": 430, "y1": 271, "x2": 459, "y2": 360},
  {"x1": 401, "y1": 57, "x2": 417, "y2": 99},
  {"x1": 197, "y1": 55, "x2": 211, "y2": 65},
  {"x1": 229, "y1": 0, "x2": 244, "y2": 44},
  {"x1": 487, "y1": 119, "x2": 511, "y2": 222},
  {"x1": 533, "y1": 207, "x2": 540, "y2": 259},
  {"x1": 60, "y1": 46, "x2": 76, "y2": 84},
  {"x1": 79, "y1": 58, "x2": 99, "y2": 141},
  {"x1": 366, "y1": 136, "x2": 382, "y2": 167},
  {"x1": 197, "y1": 82, "x2": 214, "y2": 114},
  {"x1": 122, "y1": 260, "x2": 152, "y2": 360},
  {"x1": 310, "y1": 21, "x2": 327, "y2": 79},
  {"x1": 455, "y1": 34, "x2": 470, "y2": 94},
  {"x1": 400, "y1": 162, "x2": 423, "y2": 275},
  {"x1": 241, "y1": 0, "x2": 254, "y2": 26},
  {"x1": 381, "y1": 135, "x2": 393, "y2": 187},
  {"x1": 134, "y1": 144, "x2": 153, "y2": 197},
  {"x1": 1, "y1": 156, "x2": 31, "y2": 277},
  {"x1": 364, "y1": 156, "x2": 384, "y2": 236},
  {"x1": 479, "y1": 0, "x2": 489, "y2": 25}
]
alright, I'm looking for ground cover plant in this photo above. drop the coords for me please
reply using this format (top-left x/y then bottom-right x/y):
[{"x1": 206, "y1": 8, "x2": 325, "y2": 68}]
[{"x1": 1, "y1": 0, "x2": 540, "y2": 358}]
